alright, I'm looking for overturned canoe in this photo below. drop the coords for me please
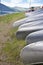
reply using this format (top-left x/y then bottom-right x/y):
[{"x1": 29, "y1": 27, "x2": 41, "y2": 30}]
[
  {"x1": 19, "y1": 19, "x2": 43, "y2": 29},
  {"x1": 30, "y1": 8, "x2": 43, "y2": 16},
  {"x1": 16, "y1": 26, "x2": 43, "y2": 39},
  {"x1": 13, "y1": 13, "x2": 43, "y2": 27},
  {"x1": 26, "y1": 30, "x2": 43, "y2": 44},
  {"x1": 20, "y1": 41, "x2": 43, "y2": 65},
  {"x1": 13, "y1": 8, "x2": 43, "y2": 27}
]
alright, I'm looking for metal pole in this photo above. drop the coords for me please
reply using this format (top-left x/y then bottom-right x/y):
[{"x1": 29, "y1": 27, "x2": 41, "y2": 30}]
[
  {"x1": 29, "y1": 0, "x2": 31, "y2": 7},
  {"x1": 0, "y1": 0, "x2": 1, "y2": 3}
]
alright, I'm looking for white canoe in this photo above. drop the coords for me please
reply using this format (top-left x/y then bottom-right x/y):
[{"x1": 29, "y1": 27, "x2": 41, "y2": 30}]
[
  {"x1": 16, "y1": 26, "x2": 43, "y2": 39},
  {"x1": 26, "y1": 30, "x2": 43, "y2": 44},
  {"x1": 29, "y1": 8, "x2": 43, "y2": 16},
  {"x1": 19, "y1": 20, "x2": 43, "y2": 29},
  {"x1": 13, "y1": 14, "x2": 43, "y2": 27},
  {"x1": 13, "y1": 8, "x2": 43, "y2": 27},
  {"x1": 20, "y1": 41, "x2": 43, "y2": 64}
]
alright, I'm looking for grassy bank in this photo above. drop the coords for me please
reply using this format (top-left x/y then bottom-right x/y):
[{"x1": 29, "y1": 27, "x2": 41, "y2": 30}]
[
  {"x1": 0, "y1": 12, "x2": 25, "y2": 23},
  {"x1": 0, "y1": 12, "x2": 27, "y2": 65}
]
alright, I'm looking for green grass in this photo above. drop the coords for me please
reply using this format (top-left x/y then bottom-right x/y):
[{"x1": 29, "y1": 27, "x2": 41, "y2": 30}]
[
  {"x1": 0, "y1": 12, "x2": 25, "y2": 23},
  {"x1": 2, "y1": 28, "x2": 26, "y2": 65},
  {"x1": 0, "y1": 12, "x2": 27, "y2": 65}
]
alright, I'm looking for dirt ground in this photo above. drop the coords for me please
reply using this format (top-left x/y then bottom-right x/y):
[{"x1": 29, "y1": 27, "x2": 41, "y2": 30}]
[
  {"x1": 0, "y1": 21, "x2": 15, "y2": 65},
  {"x1": 0, "y1": 22, "x2": 13, "y2": 43}
]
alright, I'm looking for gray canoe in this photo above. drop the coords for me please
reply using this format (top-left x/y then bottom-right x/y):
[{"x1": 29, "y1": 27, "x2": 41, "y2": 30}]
[
  {"x1": 16, "y1": 26, "x2": 43, "y2": 39},
  {"x1": 19, "y1": 19, "x2": 43, "y2": 29},
  {"x1": 20, "y1": 41, "x2": 43, "y2": 65},
  {"x1": 26, "y1": 30, "x2": 43, "y2": 44},
  {"x1": 29, "y1": 8, "x2": 43, "y2": 16},
  {"x1": 13, "y1": 8, "x2": 43, "y2": 27},
  {"x1": 13, "y1": 13, "x2": 43, "y2": 27},
  {"x1": 25, "y1": 8, "x2": 43, "y2": 17}
]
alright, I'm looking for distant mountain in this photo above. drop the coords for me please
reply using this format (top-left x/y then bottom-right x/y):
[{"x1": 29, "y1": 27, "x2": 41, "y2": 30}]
[
  {"x1": 12, "y1": 7, "x2": 29, "y2": 12},
  {"x1": 0, "y1": 3, "x2": 29, "y2": 15},
  {"x1": 0, "y1": 3, "x2": 14, "y2": 11},
  {"x1": 0, "y1": 3, "x2": 20, "y2": 15}
]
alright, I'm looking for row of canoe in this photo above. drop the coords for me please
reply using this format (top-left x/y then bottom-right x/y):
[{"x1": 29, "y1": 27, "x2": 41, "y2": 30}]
[{"x1": 13, "y1": 8, "x2": 43, "y2": 65}]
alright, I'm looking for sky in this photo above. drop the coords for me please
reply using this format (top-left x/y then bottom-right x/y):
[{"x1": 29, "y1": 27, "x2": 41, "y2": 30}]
[{"x1": 1, "y1": 0, "x2": 43, "y2": 8}]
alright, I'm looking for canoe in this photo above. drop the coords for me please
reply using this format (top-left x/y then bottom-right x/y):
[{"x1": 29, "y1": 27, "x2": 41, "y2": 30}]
[
  {"x1": 26, "y1": 30, "x2": 43, "y2": 44},
  {"x1": 13, "y1": 13, "x2": 43, "y2": 27},
  {"x1": 16, "y1": 26, "x2": 43, "y2": 39},
  {"x1": 20, "y1": 41, "x2": 43, "y2": 64},
  {"x1": 19, "y1": 19, "x2": 43, "y2": 29},
  {"x1": 30, "y1": 8, "x2": 43, "y2": 16}
]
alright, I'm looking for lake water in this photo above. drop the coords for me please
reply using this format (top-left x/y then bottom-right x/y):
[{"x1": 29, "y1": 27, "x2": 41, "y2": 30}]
[{"x1": 0, "y1": 11, "x2": 15, "y2": 16}]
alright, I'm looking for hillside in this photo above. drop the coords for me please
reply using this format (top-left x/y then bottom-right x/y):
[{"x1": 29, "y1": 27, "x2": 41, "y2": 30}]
[
  {"x1": 0, "y1": 3, "x2": 14, "y2": 11},
  {"x1": 12, "y1": 7, "x2": 29, "y2": 12},
  {"x1": 0, "y1": 3, "x2": 21, "y2": 14}
]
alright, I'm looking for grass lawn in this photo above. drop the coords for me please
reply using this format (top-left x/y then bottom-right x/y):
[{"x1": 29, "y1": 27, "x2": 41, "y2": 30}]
[{"x1": 0, "y1": 12, "x2": 27, "y2": 65}]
